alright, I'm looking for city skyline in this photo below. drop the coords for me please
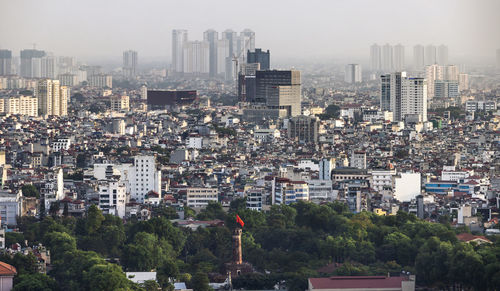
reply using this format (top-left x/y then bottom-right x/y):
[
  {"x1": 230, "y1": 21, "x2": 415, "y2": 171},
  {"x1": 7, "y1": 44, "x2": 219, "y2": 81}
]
[{"x1": 1, "y1": 0, "x2": 499, "y2": 64}]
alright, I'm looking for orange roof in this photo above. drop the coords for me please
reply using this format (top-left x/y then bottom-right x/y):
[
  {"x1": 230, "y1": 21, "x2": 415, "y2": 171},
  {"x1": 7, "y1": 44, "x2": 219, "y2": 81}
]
[
  {"x1": 456, "y1": 233, "x2": 492, "y2": 243},
  {"x1": 0, "y1": 261, "x2": 17, "y2": 276}
]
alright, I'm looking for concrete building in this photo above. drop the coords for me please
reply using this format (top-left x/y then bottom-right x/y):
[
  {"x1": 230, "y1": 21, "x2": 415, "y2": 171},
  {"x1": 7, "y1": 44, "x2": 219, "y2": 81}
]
[
  {"x1": 381, "y1": 72, "x2": 427, "y2": 122},
  {"x1": 247, "y1": 48, "x2": 270, "y2": 70},
  {"x1": 88, "y1": 74, "x2": 112, "y2": 88},
  {"x1": 246, "y1": 188, "x2": 263, "y2": 211},
  {"x1": 393, "y1": 44, "x2": 405, "y2": 71},
  {"x1": 0, "y1": 190, "x2": 22, "y2": 226},
  {"x1": 0, "y1": 96, "x2": 38, "y2": 116},
  {"x1": 272, "y1": 178, "x2": 309, "y2": 205},
  {"x1": 344, "y1": 64, "x2": 362, "y2": 83},
  {"x1": 35, "y1": 79, "x2": 68, "y2": 116},
  {"x1": 172, "y1": 29, "x2": 188, "y2": 73},
  {"x1": 183, "y1": 41, "x2": 209, "y2": 75},
  {"x1": 287, "y1": 115, "x2": 319, "y2": 144},
  {"x1": 394, "y1": 172, "x2": 421, "y2": 202},
  {"x1": 111, "y1": 95, "x2": 130, "y2": 112},
  {"x1": 123, "y1": 50, "x2": 138, "y2": 78},
  {"x1": 58, "y1": 73, "x2": 78, "y2": 86},
  {"x1": 186, "y1": 187, "x2": 218, "y2": 208},
  {"x1": 308, "y1": 180, "x2": 333, "y2": 202},
  {"x1": 98, "y1": 180, "x2": 128, "y2": 218},
  {"x1": 437, "y1": 45, "x2": 449, "y2": 65},
  {"x1": 425, "y1": 45, "x2": 437, "y2": 65},
  {"x1": 350, "y1": 151, "x2": 366, "y2": 169},
  {"x1": 319, "y1": 158, "x2": 335, "y2": 181},
  {"x1": 413, "y1": 44, "x2": 425, "y2": 70},
  {"x1": 0, "y1": 261, "x2": 17, "y2": 291},
  {"x1": 0, "y1": 50, "x2": 12, "y2": 76},
  {"x1": 20, "y1": 49, "x2": 46, "y2": 78},
  {"x1": 93, "y1": 156, "x2": 161, "y2": 203},
  {"x1": 370, "y1": 43, "x2": 381, "y2": 71},
  {"x1": 203, "y1": 29, "x2": 218, "y2": 77},
  {"x1": 371, "y1": 169, "x2": 396, "y2": 192},
  {"x1": 253, "y1": 70, "x2": 301, "y2": 117},
  {"x1": 434, "y1": 80, "x2": 459, "y2": 99},
  {"x1": 465, "y1": 100, "x2": 497, "y2": 112},
  {"x1": 382, "y1": 43, "x2": 393, "y2": 72}
]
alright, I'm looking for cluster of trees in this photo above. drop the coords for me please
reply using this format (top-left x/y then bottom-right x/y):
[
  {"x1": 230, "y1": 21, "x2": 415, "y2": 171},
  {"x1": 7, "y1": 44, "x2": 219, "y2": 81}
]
[
  {"x1": 3, "y1": 202, "x2": 500, "y2": 291},
  {"x1": 318, "y1": 104, "x2": 341, "y2": 120}
]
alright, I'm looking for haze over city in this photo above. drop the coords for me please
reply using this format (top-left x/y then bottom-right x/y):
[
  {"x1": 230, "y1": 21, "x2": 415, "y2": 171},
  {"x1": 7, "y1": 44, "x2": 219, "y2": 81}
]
[
  {"x1": 1, "y1": 0, "x2": 500, "y2": 64},
  {"x1": 0, "y1": 1, "x2": 500, "y2": 291}
]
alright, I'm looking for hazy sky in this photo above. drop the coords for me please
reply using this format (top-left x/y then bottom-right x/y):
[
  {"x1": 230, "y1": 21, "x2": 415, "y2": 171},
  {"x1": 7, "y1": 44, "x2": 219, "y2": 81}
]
[{"x1": 1, "y1": 0, "x2": 499, "y2": 63}]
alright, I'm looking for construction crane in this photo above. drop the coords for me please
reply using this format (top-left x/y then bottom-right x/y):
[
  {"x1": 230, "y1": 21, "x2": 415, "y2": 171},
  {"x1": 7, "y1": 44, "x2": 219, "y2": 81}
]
[{"x1": 232, "y1": 37, "x2": 252, "y2": 80}]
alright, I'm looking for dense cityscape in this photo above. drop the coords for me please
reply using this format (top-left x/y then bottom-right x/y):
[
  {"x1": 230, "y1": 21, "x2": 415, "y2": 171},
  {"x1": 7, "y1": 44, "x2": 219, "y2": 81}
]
[{"x1": 0, "y1": 1, "x2": 500, "y2": 291}]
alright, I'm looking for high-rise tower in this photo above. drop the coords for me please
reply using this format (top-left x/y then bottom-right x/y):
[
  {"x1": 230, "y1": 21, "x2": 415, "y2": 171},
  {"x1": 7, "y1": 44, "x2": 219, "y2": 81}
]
[
  {"x1": 172, "y1": 29, "x2": 188, "y2": 73},
  {"x1": 123, "y1": 50, "x2": 138, "y2": 77}
]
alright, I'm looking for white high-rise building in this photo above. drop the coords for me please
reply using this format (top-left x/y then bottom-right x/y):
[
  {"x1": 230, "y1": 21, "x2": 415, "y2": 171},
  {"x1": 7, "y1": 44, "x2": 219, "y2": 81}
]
[
  {"x1": 459, "y1": 73, "x2": 469, "y2": 91},
  {"x1": 0, "y1": 96, "x2": 38, "y2": 116},
  {"x1": 382, "y1": 44, "x2": 393, "y2": 72},
  {"x1": 98, "y1": 180, "x2": 128, "y2": 218},
  {"x1": 380, "y1": 72, "x2": 427, "y2": 122},
  {"x1": 319, "y1": 158, "x2": 335, "y2": 180},
  {"x1": 203, "y1": 29, "x2": 219, "y2": 77},
  {"x1": 413, "y1": 45, "x2": 425, "y2": 71},
  {"x1": 93, "y1": 155, "x2": 161, "y2": 203},
  {"x1": 35, "y1": 79, "x2": 68, "y2": 116},
  {"x1": 41, "y1": 56, "x2": 57, "y2": 79},
  {"x1": 350, "y1": 151, "x2": 367, "y2": 169},
  {"x1": 172, "y1": 29, "x2": 188, "y2": 73},
  {"x1": 222, "y1": 29, "x2": 238, "y2": 79},
  {"x1": 345, "y1": 64, "x2": 362, "y2": 83},
  {"x1": 425, "y1": 64, "x2": 459, "y2": 99},
  {"x1": 183, "y1": 41, "x2": 209, "y2": 74},
  {"x1": 437, "y1": 45, "x2": 449, "y2": 65},
  {"x1": 216, "y1": 39, "x2": 229, "y2": 76},
  {"x1": 140, "y1": 85, "x2": 147, "y2": 100},
  {"x1": 110, "y1": 95, "x2": 130, "y2": 112},
  {"x1": 393, "y1": 44, "x2": 405, "y2": 71},
  {"x1": 370, "y1": 44, "x2": 381, "y2": 71},
  {"x1": 425, "y1": 45, "x2": 437, "y2": 65},
  {"x1": 123, "y1": 50, "x2": 138, "y2": 77},
  {"x1": 88, "y1": 74, "x2": 112, "y2": 88}
]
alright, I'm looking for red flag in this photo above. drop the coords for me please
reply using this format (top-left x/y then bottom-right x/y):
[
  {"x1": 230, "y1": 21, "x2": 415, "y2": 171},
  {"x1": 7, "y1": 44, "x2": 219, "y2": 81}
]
[{"x1": 236, "y1": 214, "x2": 244, "y2": 228}]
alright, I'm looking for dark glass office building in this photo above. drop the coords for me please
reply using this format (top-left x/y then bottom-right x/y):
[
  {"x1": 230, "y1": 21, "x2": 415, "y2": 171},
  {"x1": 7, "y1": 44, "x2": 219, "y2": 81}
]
[{"x1": 247, "y1": 48, "x2": 270, "y2": 70}]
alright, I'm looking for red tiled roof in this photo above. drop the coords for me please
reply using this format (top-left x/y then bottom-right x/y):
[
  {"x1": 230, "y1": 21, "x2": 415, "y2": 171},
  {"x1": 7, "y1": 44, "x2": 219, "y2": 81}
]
[
  {"x1": 309, "y1": 276, "x2": 406, "y2": 290},
  {"x1": 0, "y1": 261, "x2": 17, "y2": 276},
  {"x1": 456, "y1": 233, "x2": 492, "y2": 243}
]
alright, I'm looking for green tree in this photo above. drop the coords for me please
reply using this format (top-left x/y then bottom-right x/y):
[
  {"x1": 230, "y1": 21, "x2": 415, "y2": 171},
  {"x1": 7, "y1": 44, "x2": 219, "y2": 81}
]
[
  {"x1": 191, "y1": 272, "x2": 210, "y2": 291},
  {"x1": 5, "y1": 232, "x2": 25, "y2": 247},
  {"x1": 157, "y1": 259, "x2": 180, "y2": 287},
  {"x1": 84, "y1": 263, "x2": 134, "y2": 291},
  {"x1": 13, "y1": 273, "x2": 59, "y2": 291},
  {"x1": 43, "y1": 231, "x2": 77, "y2": 261},
  {"x1": 86, "y1": 205, "x2": 105, "y2": 234},
  {"x1": 21, "y1": 184, "x2": 40, "y2": 198}
]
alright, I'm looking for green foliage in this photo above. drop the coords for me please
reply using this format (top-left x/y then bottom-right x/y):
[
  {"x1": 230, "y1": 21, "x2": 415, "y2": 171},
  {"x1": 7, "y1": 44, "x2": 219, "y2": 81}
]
[
  {"x1": 9, "y1": 200, "x2": 500, "y2": 291},
  {"x1": 21, "y1": 184, "x2": 40, "y2": 198},
  {"x1": 318, "y1": 104, "x2": 340, "y2": 120},
  {"x1": 84, "y1": 263, "x2": 135, "y2": 291},
  {"x1": 5, "y1": 232, "x2": 25, "y2": 247},
  {"x1": 196, "y1": 201, "x2": 226, "y2": 220},
  {"x1": 13, "y1": 273, "x2": 59, "y2": 291},
  {"x1": 191, "y1": 272, "x2": 210, "y2": 291},
  {"x1": 0, "y1": 253, "x2": 39, "y2": 275}
]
